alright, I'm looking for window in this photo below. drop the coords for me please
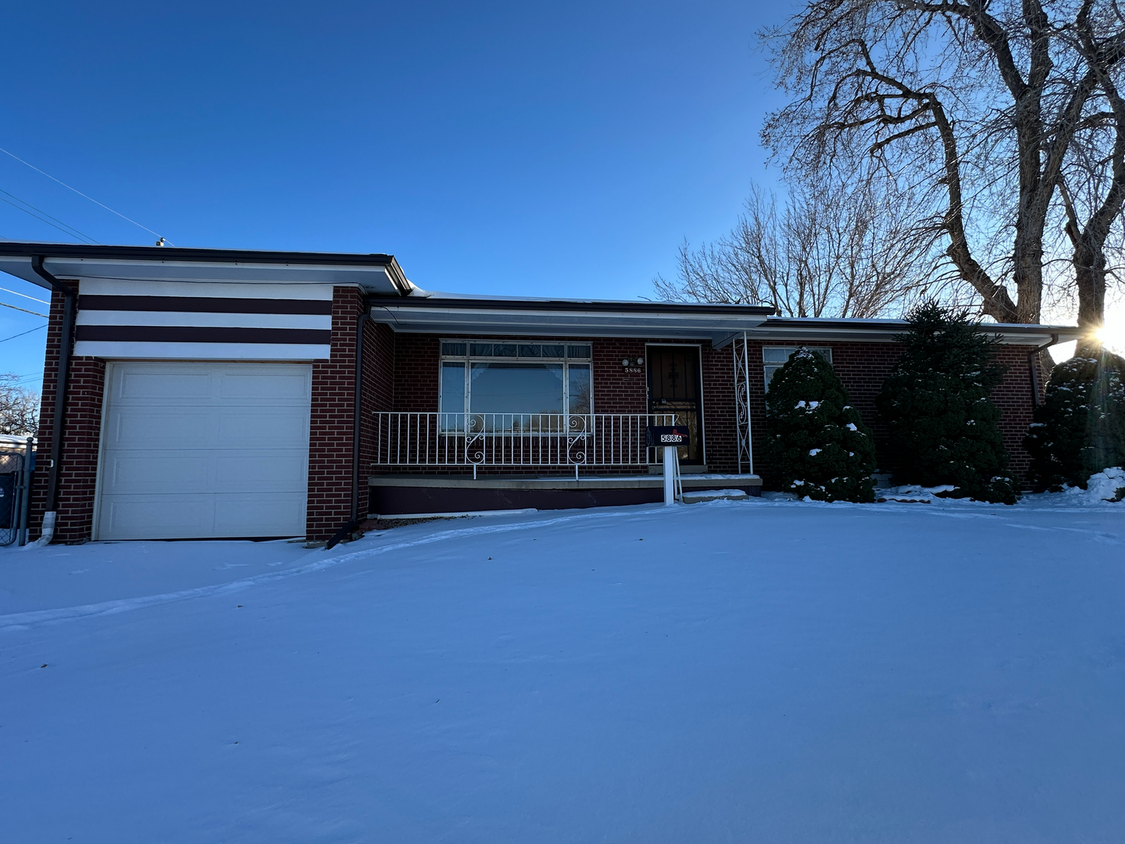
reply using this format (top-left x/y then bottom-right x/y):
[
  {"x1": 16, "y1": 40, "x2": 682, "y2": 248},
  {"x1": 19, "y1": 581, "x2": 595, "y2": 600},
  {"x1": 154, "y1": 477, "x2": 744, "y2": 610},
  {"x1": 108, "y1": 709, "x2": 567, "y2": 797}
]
[
  {"x1": 763, "y1": 346, "x2": 833, "y2": 389},
  {"x1": 440, "y1": 340, "x2": 592, "y2": 431}
]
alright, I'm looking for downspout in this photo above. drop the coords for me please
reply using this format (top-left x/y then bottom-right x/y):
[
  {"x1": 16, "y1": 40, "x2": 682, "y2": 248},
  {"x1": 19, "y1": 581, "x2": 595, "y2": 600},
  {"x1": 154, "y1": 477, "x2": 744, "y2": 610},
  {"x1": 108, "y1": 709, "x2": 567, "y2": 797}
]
[
  {"x1": 1027, "y1": 333, "x2": 1061, "y2": 406},
  {"x1": 327, "y1": 304, "x2": 370, "y2": 549},
  {"x1": 30, "y1": 256, "x2": 77, "y2": 546}
]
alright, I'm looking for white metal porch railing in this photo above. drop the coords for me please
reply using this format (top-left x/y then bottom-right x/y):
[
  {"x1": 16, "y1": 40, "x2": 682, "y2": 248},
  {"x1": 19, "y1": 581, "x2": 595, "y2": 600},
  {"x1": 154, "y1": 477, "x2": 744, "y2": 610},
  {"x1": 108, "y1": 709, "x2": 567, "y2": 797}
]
[{"x1": 372, "y1": 412, "x2": 676, "y2": 470}]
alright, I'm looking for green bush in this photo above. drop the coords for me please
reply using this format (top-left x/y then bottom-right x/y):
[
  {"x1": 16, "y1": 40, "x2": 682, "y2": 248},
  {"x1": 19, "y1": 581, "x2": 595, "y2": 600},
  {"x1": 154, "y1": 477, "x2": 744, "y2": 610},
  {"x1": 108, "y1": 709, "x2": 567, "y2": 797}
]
[
  {"x1": 1024, "y1": 348, "x2": 1125, "y2": 491},
  {"x1": 876, "y1": 302, "x2": 1018, "y2": 504},
  {"x1": 765, "y1": 348, "x2": 877, "y2": 502}
]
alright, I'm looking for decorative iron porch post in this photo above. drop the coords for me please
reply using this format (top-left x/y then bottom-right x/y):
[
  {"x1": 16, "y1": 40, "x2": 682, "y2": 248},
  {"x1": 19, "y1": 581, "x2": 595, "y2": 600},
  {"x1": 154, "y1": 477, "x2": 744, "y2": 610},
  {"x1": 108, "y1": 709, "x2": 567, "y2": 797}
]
[{"x1": 734, "y1": 331, "x2": 753, "y2": 475}]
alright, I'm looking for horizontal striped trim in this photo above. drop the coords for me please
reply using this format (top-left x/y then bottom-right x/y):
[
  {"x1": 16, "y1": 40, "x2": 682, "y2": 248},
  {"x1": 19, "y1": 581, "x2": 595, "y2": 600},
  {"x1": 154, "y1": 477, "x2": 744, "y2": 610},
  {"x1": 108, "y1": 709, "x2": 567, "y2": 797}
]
[
  {"x1": 76, "y1": 310, "x2": 331, "y2": 330},
  {"x1": 73, "y1": 341, "x2": 330, "y2": 360},
  {"x1": 78, "y1": 295, "x2": 333, "y2": 315},
  {"x1": 75, "y1": 325, "x2": 332, "y2": 345}
]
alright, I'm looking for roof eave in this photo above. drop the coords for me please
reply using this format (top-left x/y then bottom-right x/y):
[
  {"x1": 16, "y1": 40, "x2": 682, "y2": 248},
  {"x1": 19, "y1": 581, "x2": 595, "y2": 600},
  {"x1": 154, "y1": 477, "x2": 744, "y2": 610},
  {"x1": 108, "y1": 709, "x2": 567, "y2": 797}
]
[{"x1": 0, "y1": 242, "x2": 413, "y2": 296}]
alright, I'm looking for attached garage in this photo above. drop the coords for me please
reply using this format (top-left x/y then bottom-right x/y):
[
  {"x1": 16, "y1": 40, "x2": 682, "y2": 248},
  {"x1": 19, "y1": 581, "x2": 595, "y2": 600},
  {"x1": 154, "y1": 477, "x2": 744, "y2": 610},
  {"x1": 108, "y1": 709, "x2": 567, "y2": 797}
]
[{"x1": 96, "y1": 362, "x2": 312, "y2": 540}]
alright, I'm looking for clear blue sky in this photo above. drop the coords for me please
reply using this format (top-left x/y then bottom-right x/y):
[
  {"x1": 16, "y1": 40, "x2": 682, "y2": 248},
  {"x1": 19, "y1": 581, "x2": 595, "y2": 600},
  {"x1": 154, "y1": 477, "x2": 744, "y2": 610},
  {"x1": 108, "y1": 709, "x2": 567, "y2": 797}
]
[{"x1": 0, "y1": 0, "x2": 795, "y2": 382}]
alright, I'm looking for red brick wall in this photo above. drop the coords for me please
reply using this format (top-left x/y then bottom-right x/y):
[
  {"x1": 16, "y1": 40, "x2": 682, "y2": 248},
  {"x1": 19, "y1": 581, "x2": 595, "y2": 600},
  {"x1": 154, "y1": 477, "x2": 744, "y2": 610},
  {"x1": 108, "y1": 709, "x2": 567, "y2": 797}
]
[
  {"x1": 991, "y1": 345, "x2": 1038, "y2": 480},
  {"x1": 745, "y1": 339, "x2": 1038, "y2": 485},
  {"x1": 306, "y1": 287, "x2": 367, "y2": 540},
  {"x1": 378, "y1": 333, "x2": 1042, "y2": 483},
  {"x1": 391, "y1": 334, "x2": 440, "y2": 412},
  {"x1": 701, "y1": 345, "x2": 738, "y2": 472},
  {"x1": 358, "y1": 320, "x2": 395, "y2": 518},
  {"x1": 591, "y1": 338, "x2": 648, "y2": 413},
  {"x1": 376, "y1": 332, "x2": 745, "y2": 473},
  {"x1": 744, "y1": 340, "x2": 905, "y2": 481},
  {"x1": 29, "y1": 281, "x2": 106, "y2": 543}
]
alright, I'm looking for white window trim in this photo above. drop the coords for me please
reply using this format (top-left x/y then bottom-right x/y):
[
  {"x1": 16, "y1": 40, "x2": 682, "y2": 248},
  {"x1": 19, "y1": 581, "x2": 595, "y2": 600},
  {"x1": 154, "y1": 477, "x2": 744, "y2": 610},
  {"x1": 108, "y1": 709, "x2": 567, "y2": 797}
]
[{"x1": 762, "y1": 346, "x2": 833, "y2": 389}]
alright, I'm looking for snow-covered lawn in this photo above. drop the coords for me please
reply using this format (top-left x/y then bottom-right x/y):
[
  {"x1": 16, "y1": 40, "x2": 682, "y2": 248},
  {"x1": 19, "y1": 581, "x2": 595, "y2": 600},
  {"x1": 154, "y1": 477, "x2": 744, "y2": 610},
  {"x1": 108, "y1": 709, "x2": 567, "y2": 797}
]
[{"x1": 3, "y1": 495, "x2": 1125, "y2": 842}]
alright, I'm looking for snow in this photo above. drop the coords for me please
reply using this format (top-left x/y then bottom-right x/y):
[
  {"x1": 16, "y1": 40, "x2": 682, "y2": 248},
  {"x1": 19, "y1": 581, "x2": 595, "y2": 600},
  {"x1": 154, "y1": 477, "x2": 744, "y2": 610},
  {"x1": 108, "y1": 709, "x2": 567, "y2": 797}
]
[
  {"x1": 3, "y1": 496, "x2": 1125, "y2": 841},
  {"x1": 679, "y1": 489, "x2": 750, "y2": 503},
  {"x1": 1061, "y1": 467, "x2": 1125, "y2": 504}
]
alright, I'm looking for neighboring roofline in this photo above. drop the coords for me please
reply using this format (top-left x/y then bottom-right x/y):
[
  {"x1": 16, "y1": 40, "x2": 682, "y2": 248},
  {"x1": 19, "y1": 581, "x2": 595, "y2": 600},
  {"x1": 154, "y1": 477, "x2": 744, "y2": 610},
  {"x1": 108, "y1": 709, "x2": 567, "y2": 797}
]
[{"x1": 0, "y1": 241, "x2": 412, "y2": 295}]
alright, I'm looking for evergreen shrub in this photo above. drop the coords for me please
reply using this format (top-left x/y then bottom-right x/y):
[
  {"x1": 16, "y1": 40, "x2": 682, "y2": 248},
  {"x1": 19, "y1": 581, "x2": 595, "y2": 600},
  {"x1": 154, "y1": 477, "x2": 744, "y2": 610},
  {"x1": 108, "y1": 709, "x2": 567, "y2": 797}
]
[
  {"x1": 1024, "y1": 348, "x2": 1125, "y2": 491},
  {"x1": 876, "y1": 302, "x2": 1018, "y2": 504},
  {"x1": 765, "y1": 347, "x2": 877, "y2": 502}
]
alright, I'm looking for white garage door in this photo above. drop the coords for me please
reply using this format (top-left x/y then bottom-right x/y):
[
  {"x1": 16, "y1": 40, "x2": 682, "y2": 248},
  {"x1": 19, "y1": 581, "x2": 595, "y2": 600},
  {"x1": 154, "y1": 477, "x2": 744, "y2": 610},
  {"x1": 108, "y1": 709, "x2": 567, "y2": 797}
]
[{"x1": 97, "y1": 362, "x2": 312, "y2": 540}]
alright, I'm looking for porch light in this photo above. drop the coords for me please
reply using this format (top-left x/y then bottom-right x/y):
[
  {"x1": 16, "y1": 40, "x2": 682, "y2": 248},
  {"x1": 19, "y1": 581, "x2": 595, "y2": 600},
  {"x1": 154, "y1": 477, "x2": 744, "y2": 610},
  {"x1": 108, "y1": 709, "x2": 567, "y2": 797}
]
[{"x1": 622, "y1": 358, "x2": 630, "y2": 366}]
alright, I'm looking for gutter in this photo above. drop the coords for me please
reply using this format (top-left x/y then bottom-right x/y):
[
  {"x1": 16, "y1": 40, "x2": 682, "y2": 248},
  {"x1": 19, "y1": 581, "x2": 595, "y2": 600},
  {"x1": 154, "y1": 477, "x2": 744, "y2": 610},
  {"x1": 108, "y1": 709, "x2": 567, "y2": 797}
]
[
  {"x1": 1028, "y1": 333, "x2": 1061, "y2": 405},
  {"x1": 30, "y1": 256, "x2": 77, "y2": 546}
]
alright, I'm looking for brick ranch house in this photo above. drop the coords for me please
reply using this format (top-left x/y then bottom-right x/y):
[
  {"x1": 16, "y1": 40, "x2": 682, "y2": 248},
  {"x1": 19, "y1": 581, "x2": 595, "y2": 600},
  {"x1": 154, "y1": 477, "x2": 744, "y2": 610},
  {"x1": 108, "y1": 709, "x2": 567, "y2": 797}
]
[{"x1": 0, "y1": 243, "x2": 1081, "y2": 543}]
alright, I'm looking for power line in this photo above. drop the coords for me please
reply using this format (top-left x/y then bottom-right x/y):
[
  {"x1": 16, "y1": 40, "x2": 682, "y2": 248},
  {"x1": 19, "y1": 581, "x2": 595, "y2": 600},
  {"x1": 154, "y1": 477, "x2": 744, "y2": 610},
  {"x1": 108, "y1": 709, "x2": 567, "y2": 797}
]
[
  {"x1": 0, "y1": 145, "x2": 173, "y2": 245},
  {"x1": 0, "y1": 324, "x2": 46, "y2": 344},
  {"x1": 0, "y1": 285, "x2": 49, "y2": 305},
  {"x1": 0, "y1": 300, "x2": 47, "y2": 317},
  {"x1": 0, "y1": 186, "x2": 99, "y2": 244}
]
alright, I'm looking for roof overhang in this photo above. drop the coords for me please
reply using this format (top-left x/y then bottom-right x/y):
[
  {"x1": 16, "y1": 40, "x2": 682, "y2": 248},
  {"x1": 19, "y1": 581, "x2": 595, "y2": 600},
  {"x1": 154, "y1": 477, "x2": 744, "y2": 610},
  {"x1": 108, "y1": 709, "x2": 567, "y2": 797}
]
[
  {"x1": 747, "y1": 317, "x2": 1083, "y2": 346},
  {"x1": 371, "y1": 296, "x2": 775, "y2": 342},
  {"x1": 0, "y1": 242, "x2": 412, "y2": 295}
]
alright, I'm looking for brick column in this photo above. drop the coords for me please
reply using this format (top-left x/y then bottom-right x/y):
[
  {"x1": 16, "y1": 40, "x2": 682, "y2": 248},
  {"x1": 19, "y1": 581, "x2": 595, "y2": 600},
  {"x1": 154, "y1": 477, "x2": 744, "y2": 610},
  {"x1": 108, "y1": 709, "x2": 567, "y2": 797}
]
[
  {"x1": 306, "y1": 287, "x2": 364, "y2": 540},
  {"x1": 29, "y1": 281, "x2": 107, "y2": 543}
]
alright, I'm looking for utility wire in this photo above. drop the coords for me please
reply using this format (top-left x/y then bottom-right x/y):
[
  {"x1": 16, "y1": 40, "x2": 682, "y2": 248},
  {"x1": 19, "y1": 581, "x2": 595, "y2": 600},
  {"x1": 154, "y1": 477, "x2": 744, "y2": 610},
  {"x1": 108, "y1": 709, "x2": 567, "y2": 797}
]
[
  {"x1": 0, "y1": 186, "x2": 99, "y2": 243},
  {"x1": 0, "y1": 191, "x2": 99, "y2": 245},
  {"x1": 0, "y1": 300, "x2": 47, "y2": 318},
  {"x1": 0, "y1": 285, "x2": 49, "y2": 305},
  {"x1": 0, "y1": 145, "x2": 172, "y2": 245},
  {"x1": 0, "y1": 324, "x2": 46, "y2": 344}
]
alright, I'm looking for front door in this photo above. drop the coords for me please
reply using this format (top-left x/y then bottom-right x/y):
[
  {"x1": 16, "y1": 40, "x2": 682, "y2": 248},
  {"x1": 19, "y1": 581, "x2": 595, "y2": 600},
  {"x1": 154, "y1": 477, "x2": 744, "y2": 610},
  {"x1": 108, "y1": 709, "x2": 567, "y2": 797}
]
[{"x1": 647, "y1": 345, "x2": 704, "y2": 464}]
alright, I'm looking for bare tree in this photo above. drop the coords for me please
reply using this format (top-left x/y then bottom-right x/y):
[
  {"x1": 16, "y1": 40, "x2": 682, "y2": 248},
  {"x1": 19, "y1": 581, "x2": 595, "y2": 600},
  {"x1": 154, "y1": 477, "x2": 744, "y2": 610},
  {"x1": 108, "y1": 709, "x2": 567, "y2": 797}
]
[
  {"x1": 0, "y1": 374, "x2": 39, "y2": 437},
  {"x1": 762, "y1": 0, "x2": 1125, "y2": 329},
  {"x1": 655, "y1": 170, "x2": 938, "y2": 317}
]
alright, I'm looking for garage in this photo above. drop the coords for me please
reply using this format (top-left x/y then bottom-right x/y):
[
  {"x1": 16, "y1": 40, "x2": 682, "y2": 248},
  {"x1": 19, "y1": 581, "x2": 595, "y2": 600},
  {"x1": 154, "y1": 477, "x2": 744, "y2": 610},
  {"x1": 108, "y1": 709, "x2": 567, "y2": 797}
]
[{"x1": 96, "y1": 362, "x2": 312, "y2": 540}]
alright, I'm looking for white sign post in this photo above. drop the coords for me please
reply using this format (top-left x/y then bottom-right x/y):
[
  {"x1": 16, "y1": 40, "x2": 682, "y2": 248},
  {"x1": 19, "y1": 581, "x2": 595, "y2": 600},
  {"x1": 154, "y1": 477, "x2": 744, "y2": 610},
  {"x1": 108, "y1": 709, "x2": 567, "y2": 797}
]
[
  {"x1": 662, "y1": 445, "x2": 680, "y2": 506},
  {"x1": 647, "y1": 426, "x2": 688, "y2": 506}
]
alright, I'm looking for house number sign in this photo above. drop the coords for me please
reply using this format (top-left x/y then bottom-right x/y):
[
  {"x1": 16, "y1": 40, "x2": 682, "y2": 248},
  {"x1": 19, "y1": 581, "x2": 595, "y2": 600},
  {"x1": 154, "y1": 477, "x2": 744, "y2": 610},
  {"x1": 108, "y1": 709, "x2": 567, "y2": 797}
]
[{"x1": 646, "y1": 426, "x2": 690, "y2": 447}]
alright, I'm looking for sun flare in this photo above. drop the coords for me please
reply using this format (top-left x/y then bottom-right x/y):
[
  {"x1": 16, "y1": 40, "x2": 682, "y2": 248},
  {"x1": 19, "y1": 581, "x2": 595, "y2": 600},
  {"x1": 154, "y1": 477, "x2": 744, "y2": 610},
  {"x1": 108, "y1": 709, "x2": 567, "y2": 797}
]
[{"x1": 1094, "y1": 321, "x2": 1125, "y2": 353}]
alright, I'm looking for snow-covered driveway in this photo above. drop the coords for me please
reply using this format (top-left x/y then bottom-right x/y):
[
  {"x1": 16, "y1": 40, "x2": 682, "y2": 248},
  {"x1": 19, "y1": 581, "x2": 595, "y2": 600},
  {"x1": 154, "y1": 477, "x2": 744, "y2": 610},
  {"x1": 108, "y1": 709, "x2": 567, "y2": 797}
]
[{"x1": 3, "y1": 498, "x2": 1124, "y2": 842}]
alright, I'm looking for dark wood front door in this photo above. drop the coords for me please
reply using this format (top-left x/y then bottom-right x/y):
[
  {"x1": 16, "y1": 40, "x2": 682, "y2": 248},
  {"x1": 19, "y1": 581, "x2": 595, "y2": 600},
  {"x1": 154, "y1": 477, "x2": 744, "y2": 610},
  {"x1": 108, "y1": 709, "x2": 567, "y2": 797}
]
[{"x1": 647, "y1": 345, "x2": 704, "y2": 464}]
